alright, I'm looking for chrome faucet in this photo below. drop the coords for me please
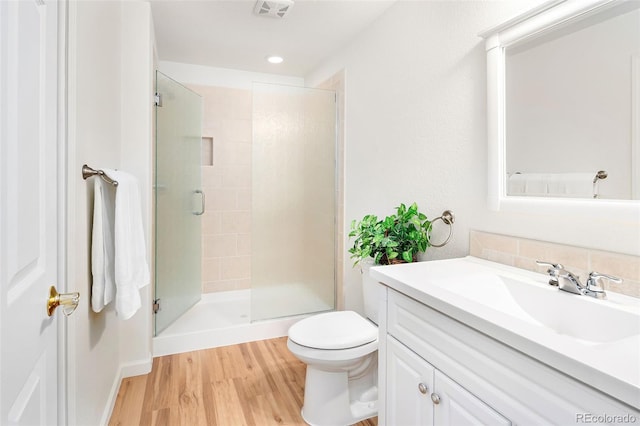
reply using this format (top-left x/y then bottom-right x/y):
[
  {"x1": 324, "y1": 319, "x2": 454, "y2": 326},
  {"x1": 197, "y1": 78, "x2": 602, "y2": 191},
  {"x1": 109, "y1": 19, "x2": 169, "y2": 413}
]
[
  {"x1": 536, "y1": 260, "x2": 622, "y2": 299},
  {"x1": 557, "y1": 270, "x2": 586, "y2": 295}
]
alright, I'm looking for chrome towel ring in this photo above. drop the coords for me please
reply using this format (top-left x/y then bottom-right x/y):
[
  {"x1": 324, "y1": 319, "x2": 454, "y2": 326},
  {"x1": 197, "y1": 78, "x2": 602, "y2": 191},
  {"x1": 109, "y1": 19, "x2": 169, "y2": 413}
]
[{"x1": 428, "y1": 210, "x2": 455, "y2": 248}]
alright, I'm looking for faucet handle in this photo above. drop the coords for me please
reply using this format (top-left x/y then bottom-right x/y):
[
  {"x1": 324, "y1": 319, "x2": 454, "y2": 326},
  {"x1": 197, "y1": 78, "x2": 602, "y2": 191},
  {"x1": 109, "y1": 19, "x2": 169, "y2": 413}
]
[
  {"x1": 582, "y1": 272, "x2": 620, "y2": 299},
  {"x1": 535, "y1": 260, "x2": 564, "y2": 269},
  {"x1": 587, "y1": 271, "x2": 622, "y2": 289},
  {"x1": 536, "y1": 260, "x2": 565, "y2": 286}
]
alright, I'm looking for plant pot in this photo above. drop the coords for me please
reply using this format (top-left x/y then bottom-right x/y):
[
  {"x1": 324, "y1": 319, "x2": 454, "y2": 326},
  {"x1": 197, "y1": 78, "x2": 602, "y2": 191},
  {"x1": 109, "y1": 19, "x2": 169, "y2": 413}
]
[{"x1": 380, "y1": 253, "x2": 417, "y2": 265}]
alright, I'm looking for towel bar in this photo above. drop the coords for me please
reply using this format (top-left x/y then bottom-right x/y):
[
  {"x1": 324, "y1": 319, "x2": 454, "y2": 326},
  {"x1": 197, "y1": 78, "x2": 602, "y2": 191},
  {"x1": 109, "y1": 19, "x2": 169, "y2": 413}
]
[
  {"x1": 593, "y1": 170, "x2": 607, "y2": 198},
  {"x1": 593, "y1": 170, "x2": 607, "y2": 184},
  {"x1": 82, "y1": 164, "x2": 118, "y2": 186}
]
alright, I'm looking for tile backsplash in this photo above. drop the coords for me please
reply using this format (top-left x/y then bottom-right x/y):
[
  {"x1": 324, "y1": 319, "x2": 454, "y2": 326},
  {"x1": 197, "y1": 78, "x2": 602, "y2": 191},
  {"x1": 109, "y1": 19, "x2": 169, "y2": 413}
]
[{"x1": 470, "y1": 230, "x2": 639, "y2": 298}]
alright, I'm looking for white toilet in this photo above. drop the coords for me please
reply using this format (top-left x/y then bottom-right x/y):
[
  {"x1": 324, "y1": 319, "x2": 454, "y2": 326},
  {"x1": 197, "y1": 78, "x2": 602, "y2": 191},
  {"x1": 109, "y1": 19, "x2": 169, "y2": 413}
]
[{"x1": 287, "y1": 268, "x2": 383, "y2": 426}]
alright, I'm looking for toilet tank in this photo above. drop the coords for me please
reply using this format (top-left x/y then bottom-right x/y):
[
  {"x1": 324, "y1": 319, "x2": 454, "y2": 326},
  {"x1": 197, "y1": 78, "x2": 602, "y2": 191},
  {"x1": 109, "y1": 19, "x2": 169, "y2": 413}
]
[{"x1": 361, "y1": 261, "x2": 385, "y2": 325}]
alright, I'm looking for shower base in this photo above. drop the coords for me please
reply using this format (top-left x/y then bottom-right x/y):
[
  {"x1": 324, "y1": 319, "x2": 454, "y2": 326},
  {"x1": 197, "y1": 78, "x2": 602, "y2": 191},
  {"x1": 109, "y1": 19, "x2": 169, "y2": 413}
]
[{"x1": 152, "y1": 288, "x2": 331, "y2": 357}]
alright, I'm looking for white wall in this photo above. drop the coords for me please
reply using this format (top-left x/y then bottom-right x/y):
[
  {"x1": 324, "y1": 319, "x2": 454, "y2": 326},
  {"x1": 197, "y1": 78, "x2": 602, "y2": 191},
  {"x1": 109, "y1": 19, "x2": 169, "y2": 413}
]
[
  {"x1": 158, "y1": 60, "x2": 304, "y2": 89},
  {"x1": 305, "y1": 0, "x2": 640, "y2": 312},
  {"x1": 118, "y1": 1, "x2": 154, "y2": 377},
  {"x1": 67, "y1": 2, "x2": 153, "y2": 425}
]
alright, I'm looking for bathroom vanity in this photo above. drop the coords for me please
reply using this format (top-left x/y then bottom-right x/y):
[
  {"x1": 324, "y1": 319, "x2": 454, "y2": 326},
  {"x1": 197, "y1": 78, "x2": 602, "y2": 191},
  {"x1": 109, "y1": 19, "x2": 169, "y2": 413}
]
[{"x1": 370, "y1": 257, "x2": 640, "y2": 425}]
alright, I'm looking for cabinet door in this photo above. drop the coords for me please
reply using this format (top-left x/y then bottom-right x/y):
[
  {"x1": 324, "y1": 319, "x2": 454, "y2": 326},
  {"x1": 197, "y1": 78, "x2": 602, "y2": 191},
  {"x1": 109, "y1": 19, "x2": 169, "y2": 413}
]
[
  {"x1": 433, "y1": 370, "x2": 511, "y2": 426},
  {"x1": 387, "y1": 337, "x2": 434, "y2": 425}
]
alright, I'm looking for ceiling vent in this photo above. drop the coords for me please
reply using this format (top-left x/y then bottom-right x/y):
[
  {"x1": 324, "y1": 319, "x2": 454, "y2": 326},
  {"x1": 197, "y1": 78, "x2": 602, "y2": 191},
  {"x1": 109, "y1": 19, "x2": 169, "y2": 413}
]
[{"x1": 253, "y1": 0, "x2": 294, "y2": 19}]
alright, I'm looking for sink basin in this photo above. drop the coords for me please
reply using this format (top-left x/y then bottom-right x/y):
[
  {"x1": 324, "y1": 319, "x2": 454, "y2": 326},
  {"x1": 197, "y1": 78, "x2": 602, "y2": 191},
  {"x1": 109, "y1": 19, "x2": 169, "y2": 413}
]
[{"x1": 437, "y1": 272, "x2": 640, "y2": 344}]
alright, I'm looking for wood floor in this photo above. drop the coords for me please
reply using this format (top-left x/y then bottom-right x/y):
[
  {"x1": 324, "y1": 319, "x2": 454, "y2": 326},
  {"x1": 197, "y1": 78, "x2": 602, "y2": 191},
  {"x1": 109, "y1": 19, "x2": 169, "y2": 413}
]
[{"x1": 109, "y1": 337, "x2": 378, "y2": 426}]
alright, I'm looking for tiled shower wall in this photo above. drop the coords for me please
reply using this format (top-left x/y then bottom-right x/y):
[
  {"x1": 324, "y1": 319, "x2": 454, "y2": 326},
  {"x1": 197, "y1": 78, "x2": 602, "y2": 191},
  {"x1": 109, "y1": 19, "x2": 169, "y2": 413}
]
[
  {"x1": 188, "y1": 75, "x2": 345, "y2": 297},
  {"x1": 470, "y1": 230, "x2": 639, "y2": 298},
  {"x1": 188, "y1": 84, "x2": 253, "y2": 293}
]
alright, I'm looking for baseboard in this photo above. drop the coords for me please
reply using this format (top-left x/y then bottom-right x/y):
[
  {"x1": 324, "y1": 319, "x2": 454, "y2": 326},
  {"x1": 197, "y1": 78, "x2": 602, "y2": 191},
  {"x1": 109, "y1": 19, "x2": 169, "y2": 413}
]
[
  {"x1": 120, "y1": 354, "x2": 153, "y2": 377},
  {"x1": 99, "y1": 353, "x2": 153, "y2": 426},
  {"x1": 152, "y1": 316, "x2": 307, "y2": 357}
]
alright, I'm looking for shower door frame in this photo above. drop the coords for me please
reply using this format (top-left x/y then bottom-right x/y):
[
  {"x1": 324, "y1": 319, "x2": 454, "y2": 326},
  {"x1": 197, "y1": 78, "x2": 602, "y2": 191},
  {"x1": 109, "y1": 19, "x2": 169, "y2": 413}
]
[{"x1": 154, "y1": 71, "x2": 203, "y2": 336}]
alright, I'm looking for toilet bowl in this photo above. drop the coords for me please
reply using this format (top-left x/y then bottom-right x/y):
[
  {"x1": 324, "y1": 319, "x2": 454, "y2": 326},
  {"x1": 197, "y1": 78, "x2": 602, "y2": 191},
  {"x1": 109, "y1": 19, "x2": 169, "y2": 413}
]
[{"x1": 287, "y1": 265, "x2": 383, "y2": 426}]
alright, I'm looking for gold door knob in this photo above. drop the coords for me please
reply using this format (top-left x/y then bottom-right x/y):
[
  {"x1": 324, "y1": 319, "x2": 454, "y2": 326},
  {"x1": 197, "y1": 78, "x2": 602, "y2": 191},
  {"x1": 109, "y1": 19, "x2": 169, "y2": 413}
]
[{"x1": 47, "y1": 286, "x2": 80, "y2": 317}]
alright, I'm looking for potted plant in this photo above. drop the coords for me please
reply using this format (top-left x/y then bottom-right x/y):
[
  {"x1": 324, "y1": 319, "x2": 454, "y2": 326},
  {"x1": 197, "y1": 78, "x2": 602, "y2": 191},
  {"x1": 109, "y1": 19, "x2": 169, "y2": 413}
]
[{"x1": 348, "y1": 202, "x2": 432, "y2": 266}]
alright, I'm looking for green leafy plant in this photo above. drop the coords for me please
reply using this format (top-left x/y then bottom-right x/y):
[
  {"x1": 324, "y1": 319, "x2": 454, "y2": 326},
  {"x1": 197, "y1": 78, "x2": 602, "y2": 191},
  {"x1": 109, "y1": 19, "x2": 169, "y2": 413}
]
[{"x1": 348, "y1": 202, "x2": 432, "y2": 266}]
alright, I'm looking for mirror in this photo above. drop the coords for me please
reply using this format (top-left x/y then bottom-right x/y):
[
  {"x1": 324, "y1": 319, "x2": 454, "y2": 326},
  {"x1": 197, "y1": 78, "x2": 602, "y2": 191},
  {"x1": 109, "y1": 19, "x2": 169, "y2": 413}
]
[
  {"x1": 481, "y1": 0, "x2": 640, "y2": 213},
  {"x1": 506, "y1": 1, "x2": 640, "y2": 200}
]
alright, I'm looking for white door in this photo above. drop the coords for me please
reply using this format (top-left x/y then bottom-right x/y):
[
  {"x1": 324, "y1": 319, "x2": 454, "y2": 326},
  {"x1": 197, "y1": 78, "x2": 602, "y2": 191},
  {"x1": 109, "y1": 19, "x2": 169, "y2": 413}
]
[{"x1": 1, "y1": 1, "x2": 63, "y2": 425}]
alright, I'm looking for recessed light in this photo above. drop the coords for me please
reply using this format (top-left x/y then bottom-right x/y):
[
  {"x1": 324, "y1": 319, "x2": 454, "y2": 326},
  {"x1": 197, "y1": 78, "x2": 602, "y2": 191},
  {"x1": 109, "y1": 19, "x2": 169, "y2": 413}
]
[{"x1": 266, "y1": 55, "x2": 284, "y2": 64}]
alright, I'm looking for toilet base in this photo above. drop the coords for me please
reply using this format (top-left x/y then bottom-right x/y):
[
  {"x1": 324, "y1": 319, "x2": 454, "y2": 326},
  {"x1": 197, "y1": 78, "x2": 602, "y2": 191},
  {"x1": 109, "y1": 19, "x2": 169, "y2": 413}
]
[
  {"x1": 300, "y1": 363, "x2": 378, "y2": 426},
  {"x1": 301, "y1": 399, "x2": 378, "y2": 426}
]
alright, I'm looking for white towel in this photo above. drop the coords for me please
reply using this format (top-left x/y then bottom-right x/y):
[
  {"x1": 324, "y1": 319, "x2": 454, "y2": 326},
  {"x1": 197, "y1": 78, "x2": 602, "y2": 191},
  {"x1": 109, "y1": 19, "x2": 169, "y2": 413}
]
[
  {"x1": 91, "y1": 176, "x2": 116, "y2": 312},
  {"x1": 507, "y1": 173, "x2": 547, "y2": 196},
  {"x1": 109, "y1": 170, "x2": 150, "y2": 320},
  {"x1": 507, "y1": 173, "x2": 595, "y2": 198},
  {"x1": 546, "y1": 173, "x2": 594, "y2": 198}
]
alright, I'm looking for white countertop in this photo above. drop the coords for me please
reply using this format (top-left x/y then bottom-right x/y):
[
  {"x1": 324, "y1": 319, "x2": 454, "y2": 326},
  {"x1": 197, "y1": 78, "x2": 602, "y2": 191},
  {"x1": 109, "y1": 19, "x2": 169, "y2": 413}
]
[{"x1": 370, "y1": 256, "x2": 640, "y2": 409}]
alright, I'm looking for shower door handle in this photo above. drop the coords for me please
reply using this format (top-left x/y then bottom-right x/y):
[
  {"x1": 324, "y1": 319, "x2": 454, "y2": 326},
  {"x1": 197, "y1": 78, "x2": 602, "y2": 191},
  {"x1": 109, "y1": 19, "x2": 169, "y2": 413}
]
[{"x1": 194, "y1": 190, "x2": 205, "y2": 215}]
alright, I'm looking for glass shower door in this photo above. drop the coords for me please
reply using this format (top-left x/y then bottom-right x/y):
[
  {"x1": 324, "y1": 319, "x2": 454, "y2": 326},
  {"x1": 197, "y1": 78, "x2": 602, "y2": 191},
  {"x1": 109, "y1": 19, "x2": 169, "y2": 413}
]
[
  {"x1": 154, "y1": 71, "x2": 203, "y2": 335},
  {"x1": 251, "y1": 83, "x2": 337, "y2": 321}
]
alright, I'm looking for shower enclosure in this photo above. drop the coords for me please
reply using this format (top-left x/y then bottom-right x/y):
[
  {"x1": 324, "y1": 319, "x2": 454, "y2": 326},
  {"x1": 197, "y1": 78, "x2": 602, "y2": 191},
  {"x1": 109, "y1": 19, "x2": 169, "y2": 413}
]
[
  {"x1": 154, "y1": 71, "x2": 203, "y2": 335},
  {"x1": 251, "y1": 83, "x2": 336, "y2": 320},
  {"x1": 153, "y1": 75, "x2": 337, "y2": 349}
]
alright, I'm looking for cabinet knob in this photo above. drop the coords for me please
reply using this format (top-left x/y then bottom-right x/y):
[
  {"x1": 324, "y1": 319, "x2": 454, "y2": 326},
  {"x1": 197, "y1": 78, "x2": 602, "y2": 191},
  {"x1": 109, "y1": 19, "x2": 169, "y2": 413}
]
[
  {"x1": 418, "y1": 383, "x2": 428, "y2": 394},
  {"x1": 431, "y1": 393, "x2": 441, "y2": 404}
]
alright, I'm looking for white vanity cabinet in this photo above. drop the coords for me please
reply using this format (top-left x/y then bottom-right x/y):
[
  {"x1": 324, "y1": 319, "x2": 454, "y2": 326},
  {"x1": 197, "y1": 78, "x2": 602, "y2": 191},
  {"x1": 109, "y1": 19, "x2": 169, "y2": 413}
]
[
  {"x1": 386, "y1": 335, "x2": 434, "y2": 425},
  {"x1": 378, "y1": 286, "x2": 640, "y2": 426},
  {"x1": 386, "y1": 335, "x2": 510, "y2": 426}
]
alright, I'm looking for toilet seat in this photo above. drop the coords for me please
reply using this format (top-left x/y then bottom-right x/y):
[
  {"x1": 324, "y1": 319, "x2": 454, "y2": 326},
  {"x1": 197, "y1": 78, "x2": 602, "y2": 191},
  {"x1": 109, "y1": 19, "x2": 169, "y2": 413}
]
[
  {"x1": 287, "y1": 337, "x2": 378, "y2": 364},
  {"x1": 288, "y1": 310, "x2": 377, "y2": 350}
]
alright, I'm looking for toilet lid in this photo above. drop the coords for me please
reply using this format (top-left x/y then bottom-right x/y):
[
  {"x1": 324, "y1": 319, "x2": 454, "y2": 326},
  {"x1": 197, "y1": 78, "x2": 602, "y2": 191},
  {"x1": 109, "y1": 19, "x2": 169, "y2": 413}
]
[{"x1": 288, "y1": 311, "x2": 378, "y2": 350}]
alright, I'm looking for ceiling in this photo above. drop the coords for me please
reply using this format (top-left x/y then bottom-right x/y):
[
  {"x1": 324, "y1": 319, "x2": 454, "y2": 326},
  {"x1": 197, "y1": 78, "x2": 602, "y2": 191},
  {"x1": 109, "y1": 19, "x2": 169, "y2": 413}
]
[{"x1": 150, "y1": 0, "x2": 396, "y2": 77}]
